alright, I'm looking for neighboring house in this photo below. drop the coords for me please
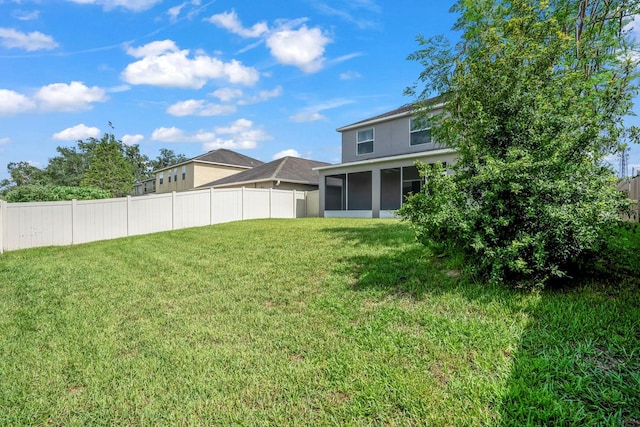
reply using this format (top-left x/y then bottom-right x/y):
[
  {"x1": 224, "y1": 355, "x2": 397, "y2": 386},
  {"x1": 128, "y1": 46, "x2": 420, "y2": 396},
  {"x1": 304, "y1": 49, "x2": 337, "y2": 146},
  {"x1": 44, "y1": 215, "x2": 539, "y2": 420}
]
[
  {"x1": 153, "y1": 149, "x2": 264, "y2": 194},
  {"x1": 315, "y1": 103, "x2": 457, "y2": 218},
  {"x1": 132, "y1": 177, "x2": 156, "y2": 196},
  {"x1": 198, "y1": 156, "x2": 330, "y2": 191}
]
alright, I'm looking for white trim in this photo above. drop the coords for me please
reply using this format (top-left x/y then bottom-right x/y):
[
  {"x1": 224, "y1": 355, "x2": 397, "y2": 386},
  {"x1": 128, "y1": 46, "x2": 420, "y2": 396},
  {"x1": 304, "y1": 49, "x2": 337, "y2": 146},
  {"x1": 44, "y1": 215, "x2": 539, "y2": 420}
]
[
  {"x1": 313, "y1": 148, "x2": 456, "y2": 172},
  {"x1": 324, "y1": 210, "x2": 373, "y2": 218},
  {"x1": 356, "y1": 127, "x2": 374, "y2": 156}
]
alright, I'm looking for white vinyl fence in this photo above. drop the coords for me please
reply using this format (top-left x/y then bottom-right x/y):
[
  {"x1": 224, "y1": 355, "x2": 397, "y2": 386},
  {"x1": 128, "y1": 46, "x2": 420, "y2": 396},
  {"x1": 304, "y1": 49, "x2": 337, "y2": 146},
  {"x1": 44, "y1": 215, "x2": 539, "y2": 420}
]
[{"x1": 0, "y1": 187, "x2": 315, "y2": 253}]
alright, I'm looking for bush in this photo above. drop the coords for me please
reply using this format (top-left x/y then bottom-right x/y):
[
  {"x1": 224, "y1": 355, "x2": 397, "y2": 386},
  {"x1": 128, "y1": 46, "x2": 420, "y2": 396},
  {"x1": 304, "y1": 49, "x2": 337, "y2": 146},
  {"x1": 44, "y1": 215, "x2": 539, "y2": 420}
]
[{"x1": 5, "y1": 185, "x2": 112, "y2": 203}]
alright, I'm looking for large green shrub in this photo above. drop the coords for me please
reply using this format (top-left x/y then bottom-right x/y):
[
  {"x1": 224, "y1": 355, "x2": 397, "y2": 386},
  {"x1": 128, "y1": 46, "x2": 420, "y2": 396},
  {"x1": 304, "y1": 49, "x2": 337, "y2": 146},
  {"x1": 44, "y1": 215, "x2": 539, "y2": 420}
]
[{"x1": 400, "y1": 0, "x2": 639, "y2": 287}]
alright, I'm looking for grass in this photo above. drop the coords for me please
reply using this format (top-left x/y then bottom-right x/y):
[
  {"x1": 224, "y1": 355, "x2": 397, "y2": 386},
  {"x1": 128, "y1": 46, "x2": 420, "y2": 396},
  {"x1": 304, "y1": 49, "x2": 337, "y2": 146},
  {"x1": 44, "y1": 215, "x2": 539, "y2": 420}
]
[{"x1": 0, "y1": 218, "x2": 638, "y2": 425}]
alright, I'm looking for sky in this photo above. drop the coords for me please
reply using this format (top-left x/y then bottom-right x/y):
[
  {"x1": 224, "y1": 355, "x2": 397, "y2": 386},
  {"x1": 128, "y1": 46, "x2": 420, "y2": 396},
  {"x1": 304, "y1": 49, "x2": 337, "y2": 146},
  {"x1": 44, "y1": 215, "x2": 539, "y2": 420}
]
[{"x1": 0, "y1": 0, "x2": 639, "y2": 183}]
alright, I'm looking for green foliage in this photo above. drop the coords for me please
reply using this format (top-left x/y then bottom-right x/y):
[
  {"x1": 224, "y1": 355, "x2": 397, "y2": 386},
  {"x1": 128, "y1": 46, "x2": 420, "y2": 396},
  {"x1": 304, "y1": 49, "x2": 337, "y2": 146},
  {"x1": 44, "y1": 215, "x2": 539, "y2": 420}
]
[
  {"x1": 81, "y1": 132, "x2": 134, "y2": 197},
  {"x1": 400, "y1": 0, "x2": 640, "y2": 287},
  {"x1": 149, "y1": 148, "x2": 188, "y2": 171},
  {"x1": 0, "y1": 219, "x2": 638, "y2": 424},
  {"x1": 4, "y1": 185, "x2": 111, "y2": 202}
]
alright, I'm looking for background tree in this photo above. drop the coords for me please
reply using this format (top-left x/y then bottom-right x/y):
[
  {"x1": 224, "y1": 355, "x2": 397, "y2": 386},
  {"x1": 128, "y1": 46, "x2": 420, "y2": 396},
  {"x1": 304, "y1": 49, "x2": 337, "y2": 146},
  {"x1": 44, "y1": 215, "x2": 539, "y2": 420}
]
[
  {"x1": 149, "y1": 148, "x2": 188, "y2": 171},
  {"x1": 399, "y1": 0, "x2": 640, "y2": 287},
  {"x1": 81, "y1": 132, "x2": 134, "y2": 197}
]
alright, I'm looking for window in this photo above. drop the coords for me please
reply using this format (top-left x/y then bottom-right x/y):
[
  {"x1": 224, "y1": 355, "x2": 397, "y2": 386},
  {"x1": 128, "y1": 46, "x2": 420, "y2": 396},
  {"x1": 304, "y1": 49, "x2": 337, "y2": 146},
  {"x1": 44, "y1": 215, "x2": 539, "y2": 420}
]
[
  {"x1": 182, "y1": 165, "x2": 186, "y2": 180},
  {"x1": 174, "y1": 168, "x2": 178, "y2": 182},
  {"x1": 159, "y1": 172, "x2": 164, "y2": 185},
  {"x1": 410, "y1": 117, "x2": 432, "y2": 146},
  {"x1": 168, "y1": 174, "x2": 171, "y2": 183},
  {"x1": 357, "y1": 128, "x2": 374, "y2": 155}
]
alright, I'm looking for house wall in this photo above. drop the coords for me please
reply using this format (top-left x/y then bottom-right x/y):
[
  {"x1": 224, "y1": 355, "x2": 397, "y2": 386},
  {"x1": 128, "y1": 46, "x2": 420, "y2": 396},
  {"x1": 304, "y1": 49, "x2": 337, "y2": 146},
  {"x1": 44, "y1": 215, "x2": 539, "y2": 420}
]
[
  {"x1": 318, "y1": 150, "x2": 457, "y2": 218},
  {"x1": 155, "y1": 162, "x2": 247, "y2": 194},
  {"x1": 341, "y1": 106, "x2": 444, "y2": 163}
]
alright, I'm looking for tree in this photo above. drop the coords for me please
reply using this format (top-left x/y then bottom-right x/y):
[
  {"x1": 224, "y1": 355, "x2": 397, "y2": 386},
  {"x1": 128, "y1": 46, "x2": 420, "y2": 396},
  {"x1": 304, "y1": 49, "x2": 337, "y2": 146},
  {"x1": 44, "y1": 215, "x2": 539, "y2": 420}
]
[
  {"x1": 45, "y1": 145, "x2": 92, "y2": 187},
  {"x1": 149, "y1": 148, "x2": 188, "y2": 171},
  {"x1": 81, "y1": 132, "x2": 135, "y2": 197},
  {"x1": 123, "y1": 144, "x2": 151, "y2": 182},
  {"x1": 399, "y1": 0, "x2": 640, "y2": 287}
]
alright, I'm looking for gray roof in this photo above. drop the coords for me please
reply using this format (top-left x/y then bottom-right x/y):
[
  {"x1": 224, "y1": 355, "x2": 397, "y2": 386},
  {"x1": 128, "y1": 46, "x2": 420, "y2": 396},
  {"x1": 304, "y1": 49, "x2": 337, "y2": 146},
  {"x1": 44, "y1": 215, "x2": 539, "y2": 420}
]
[
  {"x1": 198, "y1": 156, "x2": 331, "y2": 188},
  {"x1": 156, "y1": 148, "x2": 263, "y2": 173},
  {"x1": 337, "y1": 96, "x2": 442, "y2": 131},
  {"x1": 192, "y1": 148, "x2": 264, "y2": 168}
]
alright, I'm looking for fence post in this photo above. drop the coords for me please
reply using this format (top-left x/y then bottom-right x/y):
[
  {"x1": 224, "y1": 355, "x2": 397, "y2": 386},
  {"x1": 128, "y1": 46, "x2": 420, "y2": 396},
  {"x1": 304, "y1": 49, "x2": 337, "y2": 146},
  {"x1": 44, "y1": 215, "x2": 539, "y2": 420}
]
[
  {"x1": 172, "y1": 191, "x2": 177, "y2": 230},
  {"x1": 126, "y1": 196, "x2": 132, "y2": 236},
  {"x1": 71, "y1": 199, "x2": 77, "y2": 245},
  {"x1": 210, "y1": 188, "x2": 215, "y2": 225},
  {"x1": 293, "y1": 189, "x2": 297, "y2": 218},
  {"x1": 241, "y1": 187, "x2": 245, "y2": 220},
  {"x1": 269, "y1": 188, "x2": 273, "y2": 218},
  {"x1": 0, "y1": 200, "x2": 5, "y2": 254}
]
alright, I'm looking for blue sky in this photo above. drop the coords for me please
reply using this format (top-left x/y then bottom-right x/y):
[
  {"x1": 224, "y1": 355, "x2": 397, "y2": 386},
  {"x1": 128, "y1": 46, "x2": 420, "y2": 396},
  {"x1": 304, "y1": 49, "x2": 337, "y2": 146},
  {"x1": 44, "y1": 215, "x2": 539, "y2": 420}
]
[{"x1": 0, "y1": 0, "x2": 639, "y2": 182}]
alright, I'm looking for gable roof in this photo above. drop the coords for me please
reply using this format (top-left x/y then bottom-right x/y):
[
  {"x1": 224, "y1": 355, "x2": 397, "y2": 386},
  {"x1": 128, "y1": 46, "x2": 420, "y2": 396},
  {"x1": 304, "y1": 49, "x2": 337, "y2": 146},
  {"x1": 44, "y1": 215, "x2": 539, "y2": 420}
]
[
  {"x1": 198, "y1": 156, "x2": 331, "y2": 188},
  {"x1": 336, "y1": 96, "x2": 443, "y2": 132},
  {"x1": 155, "y1": 148, "x2": 263, "y2": 173}
]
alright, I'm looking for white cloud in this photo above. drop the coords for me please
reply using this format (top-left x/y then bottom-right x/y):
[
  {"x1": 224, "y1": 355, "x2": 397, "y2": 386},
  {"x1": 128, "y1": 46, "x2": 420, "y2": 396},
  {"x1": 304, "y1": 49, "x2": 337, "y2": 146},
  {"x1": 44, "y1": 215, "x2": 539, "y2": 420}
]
[
  {"x1": 35, "y1": 81, "x2": 107, "y2": 112},
  {"x1": 266, "y1": 25, "x2": 331, "y2": 73},
  {"x1": 12, "y1": 10, "x2": 40, "y2": 21},
  {"x1": 205, "y1": 9, "x2": 269, "y2": 38},
  {"x1": 122, "y1": 40, "x2": 260, "y2": 88},
  {"x1": 167, "y1": 3, "x2": 186, "y2": 22},
  {"x1": 206, "y1": 10, "x2": 332, "y2": 73},
  {"x1": 122, "y1": 134, "x2": 144, "y2": 145},
  {"x1": 289, "y1": 111, "x2": 326, "y2": 122},
  {"x1": 0, "y1": 27, "x2": 59, "y2": 51},
  {"x1": 272, "y1": 149, "x2": 300, "y2": 160},
  {"x1": 166, "y1": 99, "x2": 236, "y2": 116},
  {"x1": 289, "y1": 98, "x2": 355, "y2": 122},
  {"x1": 66, "y1": 0, "x2": 161, "y2": 12},
  {"x1": 151, "y1": 119, "x2": 271, "y2": 151},
  {"x1": 340, "y1": 70, "x2": 362, "y2": 80},
  {"x1": 53, "y1": 124, "x2": 101, "y2": 141},
  {"x1": 0, "y1": 137, "x2": 10, "y2": 145},
  {"x1": 0, "y1": 89, "x2": 36, "y2": 115},
  {"x1": 210, "y1": 87, "x2": 243, "y2": 102},
  {"x1": 238, "y1": 86, "x2": 283, "y2": 105}
]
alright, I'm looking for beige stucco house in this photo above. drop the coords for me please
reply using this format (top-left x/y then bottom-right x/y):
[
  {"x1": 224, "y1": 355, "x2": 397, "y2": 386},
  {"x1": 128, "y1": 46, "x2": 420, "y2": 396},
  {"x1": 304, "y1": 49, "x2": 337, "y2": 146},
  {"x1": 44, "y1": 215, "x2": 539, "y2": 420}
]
[
  {"x1": 315, "y1": 103, "x2": 457, "y2": 218},
  {"x1": 153, "y1": 149, "x2": 263, "y2": 194},
  {"x1": 198, "y1": 156, "x2": 330, "y2": 191}
]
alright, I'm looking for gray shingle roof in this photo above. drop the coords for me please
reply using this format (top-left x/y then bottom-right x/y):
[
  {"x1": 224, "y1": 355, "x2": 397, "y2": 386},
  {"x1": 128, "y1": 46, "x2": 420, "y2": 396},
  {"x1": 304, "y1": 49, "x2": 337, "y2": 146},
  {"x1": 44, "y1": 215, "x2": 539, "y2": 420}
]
[
  {"x1": 192, "y1": 148, "x2": 264, "y2": 168},
  {"x1": 336, "y1": 96, "x2": 442, "y2": 131},
  {"x1": 198, "y1": 156, "x2": 331, "y2": 188}
]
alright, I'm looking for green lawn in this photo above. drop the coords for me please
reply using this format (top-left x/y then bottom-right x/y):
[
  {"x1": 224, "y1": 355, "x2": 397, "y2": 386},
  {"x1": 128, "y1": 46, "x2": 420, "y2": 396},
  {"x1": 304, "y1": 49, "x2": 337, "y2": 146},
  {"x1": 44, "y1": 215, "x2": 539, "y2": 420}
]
[{"x1": 0, "y1": 218, "x2": 638, "y2": 426}]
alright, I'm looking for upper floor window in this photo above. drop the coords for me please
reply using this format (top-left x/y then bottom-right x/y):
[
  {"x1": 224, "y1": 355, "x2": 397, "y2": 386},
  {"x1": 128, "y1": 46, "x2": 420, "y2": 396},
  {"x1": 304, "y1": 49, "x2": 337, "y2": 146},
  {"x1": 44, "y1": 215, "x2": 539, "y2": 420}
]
[
  {"x1": 159, "y1": 172, "x2": 164, "y2": 185},
  {"x1": 410, "y1": 117, "x2": 432, "y2": 146},
  {"x1": 181, "y1": 165, "x2": 186, "y2": 180},
  {"x1": 357, "y1": 128, "x2": 374, "y2": 155},
  {"x1": 174, "y1": 168, "x2": 178, "y2": 182}
]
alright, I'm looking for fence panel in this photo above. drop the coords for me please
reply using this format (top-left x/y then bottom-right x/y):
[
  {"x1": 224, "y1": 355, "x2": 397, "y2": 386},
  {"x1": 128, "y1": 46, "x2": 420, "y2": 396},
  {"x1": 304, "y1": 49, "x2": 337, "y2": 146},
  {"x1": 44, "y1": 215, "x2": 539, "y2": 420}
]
[
  {"x1": 271, "y1": 190, "x2": 294, "y2": 218},
  {"x1": 306, "y1": 190, "x2": 319, "y2": 217},
  {"x1": 128, "y1": 193, "x2": 173, "y2": 236},
  {"x1": 174, "y1": 189, "x2": 211, "y2": 230},
  {"x1": 244, "y1": 189, "x2": 270, "y2": 220},
  {"x1": 211, "y1": 189, "x2": 243, "y2": 224},
  {"x1": 74, "y1": 198, "x2": 128, "y2": 244},
  {"x1": 5, "y1": 201, "x2": 73, "y2": 251},
  {"x1": 0, "y1": 188, "x2": 309, "y2": 253}
]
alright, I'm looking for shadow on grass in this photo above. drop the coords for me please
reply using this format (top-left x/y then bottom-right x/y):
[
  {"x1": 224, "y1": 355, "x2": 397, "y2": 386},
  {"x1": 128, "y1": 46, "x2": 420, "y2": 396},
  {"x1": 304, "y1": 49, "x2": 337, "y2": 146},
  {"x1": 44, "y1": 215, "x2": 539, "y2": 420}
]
[{"x1": 323, "y1": 222, "x2": 640, "y2": 425}]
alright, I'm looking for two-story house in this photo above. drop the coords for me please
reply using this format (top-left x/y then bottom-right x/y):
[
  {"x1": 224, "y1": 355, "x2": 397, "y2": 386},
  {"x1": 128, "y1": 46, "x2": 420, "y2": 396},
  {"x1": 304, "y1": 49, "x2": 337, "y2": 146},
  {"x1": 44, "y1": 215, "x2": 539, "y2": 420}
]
[
  {"x1": 154, "y1": 148, "x2": 264, "y2": 194},
  {"x1": 315, "y1": 103, "x2": 457, "y2": 218}
]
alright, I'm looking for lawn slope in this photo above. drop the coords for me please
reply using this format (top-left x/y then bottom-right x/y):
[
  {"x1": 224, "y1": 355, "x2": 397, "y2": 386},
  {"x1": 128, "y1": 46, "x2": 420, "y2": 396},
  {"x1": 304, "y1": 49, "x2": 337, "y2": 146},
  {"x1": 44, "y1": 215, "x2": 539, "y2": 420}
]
[{"x1": 0, "y1": 218, "x2": 638, "y2": 425}]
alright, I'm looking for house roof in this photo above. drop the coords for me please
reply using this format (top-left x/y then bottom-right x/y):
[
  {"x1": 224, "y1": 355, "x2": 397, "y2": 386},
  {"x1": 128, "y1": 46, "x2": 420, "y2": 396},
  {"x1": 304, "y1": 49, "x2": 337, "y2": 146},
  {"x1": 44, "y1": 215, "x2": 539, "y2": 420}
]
[
  {"x1": 336, "y1": 96, "x2": 443, "y2": 132},
  {"x1": 198, "y1": 156, "x2": 331, "y2": 188},
  {"x1": 155, "y1": 148, "x2": 263, "y2": 173}
]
